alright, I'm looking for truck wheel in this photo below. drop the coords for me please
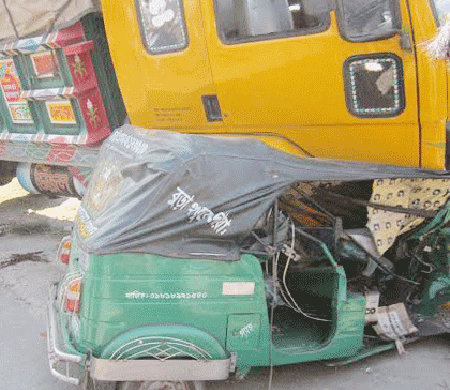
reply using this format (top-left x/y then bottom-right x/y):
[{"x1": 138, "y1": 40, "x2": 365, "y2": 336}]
[{"x1": 117, "y1": 381, "x2": 206, "y2": 390}]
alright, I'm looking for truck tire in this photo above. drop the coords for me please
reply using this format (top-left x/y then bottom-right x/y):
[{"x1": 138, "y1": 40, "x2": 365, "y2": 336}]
[{"x1": 0, "y1": 161, "x2": 16, "y2": 186}]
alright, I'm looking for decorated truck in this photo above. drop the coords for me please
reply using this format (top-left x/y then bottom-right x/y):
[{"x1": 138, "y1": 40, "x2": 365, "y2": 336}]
[
  {"x1": 0, "y1": 0, "x2": 125, "y2": 196},
  {"x1": 2, "y1": 0, "x2": 450, "y2": 197}
]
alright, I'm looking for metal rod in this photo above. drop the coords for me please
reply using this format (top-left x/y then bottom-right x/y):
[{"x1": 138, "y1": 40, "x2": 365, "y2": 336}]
[{"x1": 315, "y1": 189, "x2": 438, "y2": 218}]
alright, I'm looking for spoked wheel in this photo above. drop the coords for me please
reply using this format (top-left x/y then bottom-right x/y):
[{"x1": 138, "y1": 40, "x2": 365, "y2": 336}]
[{"x1": 117, "y1": 381, "x2": 206, "y2": 390}]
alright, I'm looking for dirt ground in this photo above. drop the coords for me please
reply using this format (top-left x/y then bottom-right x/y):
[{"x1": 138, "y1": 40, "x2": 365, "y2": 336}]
[
  {"x1": 0, "y1": 179, "x2": 78, "y2": 317},
  {"x1": 0, "y1": 179, "x2": 79, "y2": 390},
  {"x1": 2, "y1": 178, "x2": 450, "y2": 390}
]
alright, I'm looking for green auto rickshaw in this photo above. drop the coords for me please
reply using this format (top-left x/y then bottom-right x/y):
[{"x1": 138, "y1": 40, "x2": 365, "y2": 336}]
[{"x1": 48, "y1": 125, "x2": 450, "y2": 390}]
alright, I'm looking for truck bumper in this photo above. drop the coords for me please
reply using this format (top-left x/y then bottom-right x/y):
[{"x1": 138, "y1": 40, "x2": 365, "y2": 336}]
[
  {"x1": 47, "y1": 283, "x2": 232, "y2": 384},
  {"x1": 47, "y1": 282, "x2": 84, "y2": 385},
  {"x1": 90, "y1": 356, "x2": 231, "y2": 381}
]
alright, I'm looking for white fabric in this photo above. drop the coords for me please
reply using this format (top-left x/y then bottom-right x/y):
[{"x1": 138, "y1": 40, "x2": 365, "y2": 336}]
[
  {"x1": 367, "y1": 178, "x2": 450, "y2": 255},
  {"x1": 426, "y1": 19, "x2": 450, "y2": 59},
  {"x1": 0, "y1": 0, "x2": 101, "y2": 42}
]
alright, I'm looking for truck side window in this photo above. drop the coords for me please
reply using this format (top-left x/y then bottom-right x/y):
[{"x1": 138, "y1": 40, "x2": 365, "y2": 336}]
[
  {"x1": 338, "y1": 0, "x2": 401, "y2": 41},
  {"x1": 214, "y1": 0, "x2": 331, "y2": 43},
  {"x1": 136, "y1": 0, "x2": 188, "y2": 54}
]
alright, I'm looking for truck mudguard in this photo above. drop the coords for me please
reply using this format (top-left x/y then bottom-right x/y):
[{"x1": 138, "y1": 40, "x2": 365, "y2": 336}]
[{"x1": 99, "y1": 325, "x2": 228, "y2": 361}]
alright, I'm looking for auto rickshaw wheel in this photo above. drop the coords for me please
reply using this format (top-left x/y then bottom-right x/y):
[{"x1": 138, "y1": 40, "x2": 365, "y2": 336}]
[
  {"x1": 117, "y1": 381, "x2": 206, "y2": 390},
  {"x1": 85, "y1": 378, "x2": 117, "y2": 390}
]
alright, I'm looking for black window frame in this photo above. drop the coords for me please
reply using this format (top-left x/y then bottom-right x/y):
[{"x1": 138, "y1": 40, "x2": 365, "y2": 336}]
[
  {"x1": 134, "y1": 0, "x2": 190, "y2": 55},
  {"x1": 336, "y1": 0, "x2": 402, "y2": 43},
  {"x1": 343, "y1": 53, "x2": 406, "y2": 118}
]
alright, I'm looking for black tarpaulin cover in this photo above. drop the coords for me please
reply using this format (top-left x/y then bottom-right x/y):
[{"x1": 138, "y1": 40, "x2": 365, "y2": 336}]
[{"x1": 75, "y1": 125, "x2": 449, "y2": 260}]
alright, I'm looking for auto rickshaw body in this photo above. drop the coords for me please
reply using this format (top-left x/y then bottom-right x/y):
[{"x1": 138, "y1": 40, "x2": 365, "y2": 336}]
[{"x1": 48, "y1": 125, "x2": 450, "y2": 389}]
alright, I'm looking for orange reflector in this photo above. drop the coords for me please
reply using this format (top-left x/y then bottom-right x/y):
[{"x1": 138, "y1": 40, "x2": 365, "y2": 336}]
[
  {"x1": 57, "y1": 236, "x2": 72, "y2": 265},
  {"x1": 69, "y1": 280, "x2": 81, "y2": 293},
  {"x1": 65, "y1": 279, "x2": 81, "y2": 313}
]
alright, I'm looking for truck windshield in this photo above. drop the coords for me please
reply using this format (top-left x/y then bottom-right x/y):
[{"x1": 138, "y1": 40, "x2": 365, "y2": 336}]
[{"x1": 431, "y1": 0, "x2": 450, "y2": 24}]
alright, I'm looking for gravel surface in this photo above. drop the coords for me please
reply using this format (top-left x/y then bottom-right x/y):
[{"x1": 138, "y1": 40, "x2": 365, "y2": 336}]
[{"x1": 0, "y1": 179, "x2": 79, "y2": 390}]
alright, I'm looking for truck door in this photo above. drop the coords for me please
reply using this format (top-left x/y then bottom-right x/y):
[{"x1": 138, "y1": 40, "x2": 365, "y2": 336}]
[
  {"x1": 200, "y1": 0, "x2": 424, "y2": 167},
  {"x1": 101, "y1": 0, "x2": 216, "y2": 129},
  {"x1": 408, "y1": 0, "x2": 450, "y2": 170}
]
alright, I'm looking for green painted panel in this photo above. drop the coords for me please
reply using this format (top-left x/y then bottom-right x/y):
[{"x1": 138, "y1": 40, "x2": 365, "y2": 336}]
[
  {"x1": 74, "y1": 253, "x2": 268, "y2": 359},
  {"x1": 226, "y1": 314, "x2": 261, "y2": 350}
]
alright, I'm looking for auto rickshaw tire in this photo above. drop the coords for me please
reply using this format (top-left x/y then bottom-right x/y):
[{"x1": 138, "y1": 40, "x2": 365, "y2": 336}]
[
  {"x1": 85, "y1": 377, "x2": 118, "y2": 390},
  {"x1": 116, "y1": 381, "x2": 206, "y2": 390}
]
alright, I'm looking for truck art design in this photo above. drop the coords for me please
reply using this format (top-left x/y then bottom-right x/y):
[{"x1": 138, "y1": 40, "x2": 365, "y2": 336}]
[
  {"x1": 1, "y1": 0, "x2": 450, "y2": 389},
  {"x1": 0, "y1": 0, "x2": 450, "y2": 195}
]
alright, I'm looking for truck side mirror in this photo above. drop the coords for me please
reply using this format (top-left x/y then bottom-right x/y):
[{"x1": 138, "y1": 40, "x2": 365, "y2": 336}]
[{"x1": 301, "y1": 0, "x2": 335, "y2": 15}]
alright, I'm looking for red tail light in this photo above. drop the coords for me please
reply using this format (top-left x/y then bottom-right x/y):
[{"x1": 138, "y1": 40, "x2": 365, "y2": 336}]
[
  {"x1": 57, "y1": 236, "x2": 72, "y2": 264},
  {"x1": 65, "y1": 279, "x2": 81, "y2": 313}
]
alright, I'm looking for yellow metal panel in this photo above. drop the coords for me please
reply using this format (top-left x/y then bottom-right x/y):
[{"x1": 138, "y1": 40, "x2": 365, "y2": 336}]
[
  {"x1": 103, "y1": 0, "x2": 448, "y2": 169},
  {"x1": 101, "y1": 0, "x2": 216, "y2": 128},
  {"x1": 201, "y1": 5, "x2": 421, "y2": 167},
  {"x1": 407, "y1": 0, "x2": 448, "y2": 169},
  {"x1": 421, "y1": 121, "x2": 447, "y2": 169},
  {"x1": 190, "y1": 123, "x2": 419, "y2": 166}
]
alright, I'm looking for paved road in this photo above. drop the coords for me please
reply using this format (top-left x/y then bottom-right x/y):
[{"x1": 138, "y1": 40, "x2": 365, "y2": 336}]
[{"x1": 0, "y1": 291, "x2": 76, "y2": 390}]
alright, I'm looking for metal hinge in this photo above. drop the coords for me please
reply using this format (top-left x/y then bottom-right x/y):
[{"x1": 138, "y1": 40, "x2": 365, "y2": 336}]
[{"x1": 400, "y1": 29, "x2": 412, "y2": 52}]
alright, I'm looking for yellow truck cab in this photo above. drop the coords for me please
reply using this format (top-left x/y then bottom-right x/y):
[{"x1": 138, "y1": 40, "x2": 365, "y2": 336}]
[{"x1": 102, "y1": 0, "x2": 450, "y2": 170}]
